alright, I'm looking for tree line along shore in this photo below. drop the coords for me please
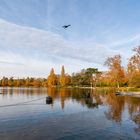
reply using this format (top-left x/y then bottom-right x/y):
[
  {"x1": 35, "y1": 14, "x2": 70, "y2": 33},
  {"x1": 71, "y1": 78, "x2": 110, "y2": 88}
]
[{"x1": 0, "y1": 46, "x2": 140, "y2": 90}]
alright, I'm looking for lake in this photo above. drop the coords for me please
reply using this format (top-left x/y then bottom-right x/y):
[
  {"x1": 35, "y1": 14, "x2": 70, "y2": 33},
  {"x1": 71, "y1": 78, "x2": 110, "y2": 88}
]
[{"x1": 0, "y1": 87, "x2": 140, "y2": 140}]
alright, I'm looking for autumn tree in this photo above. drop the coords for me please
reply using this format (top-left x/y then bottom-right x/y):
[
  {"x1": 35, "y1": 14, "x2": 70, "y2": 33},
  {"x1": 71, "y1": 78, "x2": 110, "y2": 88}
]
[
  {"x1": 1, "y1": 77, "x2": 8, "y2": 86},
  {"x1": 15, "y1": 79, "x2": 21, "y2": 87},
  {"x1": 127, "y1": 46, "x2": 140, "y2": 87},
  {"x1": 65, "y1": 75, "x2": 71, "y2": 85},
  {"x1": 92, "y1": 72, "x2": 102, "y2": 87},
  {"x1": 59, "y1": 65, "x2": 66, "y2": 87},
  {"x1": 41, "y1": 78, "x2": 47, "y2": 87},
  {"x1": 20, "y1": 78, "x2": 26, "y2": 86},
  {"x1": 105, "y1": 55, "x2": 125, "y2": 88},
  {"x1": 8, "y1": 77, "x2": 14, "y2": 87},
  {"x1": 25, "y1": 77, "x2": 30, "y2": 87},
  {"x1": 47, "y1": 68, "x2": 57, "y2": 87},
  {"x1": 32, "y1": 78, "x2": 42, "y2": 87},
  {"x1": 131, "y1": 46, "x2": 140, "y2": 71}
]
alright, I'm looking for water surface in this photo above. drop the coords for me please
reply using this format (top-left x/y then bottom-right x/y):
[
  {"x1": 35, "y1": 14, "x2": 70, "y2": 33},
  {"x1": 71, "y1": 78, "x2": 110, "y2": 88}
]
[{"x1": 0, "y1": 87, "x2": 140, "y2": 140}]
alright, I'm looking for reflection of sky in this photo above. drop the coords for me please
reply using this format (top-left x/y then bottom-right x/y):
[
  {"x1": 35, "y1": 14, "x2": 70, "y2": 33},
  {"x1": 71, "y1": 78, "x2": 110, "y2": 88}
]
[
  {"x1": 1, "y1": 0, "x2": 140, "y2": 77},
  {"x1": 0, "y1": 88, "x2": 140, "y2": 139}
]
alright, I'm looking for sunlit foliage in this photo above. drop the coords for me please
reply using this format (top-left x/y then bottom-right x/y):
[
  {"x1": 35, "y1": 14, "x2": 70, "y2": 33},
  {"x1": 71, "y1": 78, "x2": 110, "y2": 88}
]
[
  {"x1": 127, "y1": 46, "x2": 140, "y2": 88},
  {"x1": 47, "y1": 68, "x2": 57, "y2": 87},
  {"x1": 104, "y1": 54, "x2": 125, "y2": 88},
  {"x1": 0, "y1": 46, "x2": 140, "y2": 88}
]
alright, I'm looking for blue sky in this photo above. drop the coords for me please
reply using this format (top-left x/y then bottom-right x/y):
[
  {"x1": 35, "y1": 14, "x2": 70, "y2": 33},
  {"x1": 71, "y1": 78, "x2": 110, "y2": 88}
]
[{"x1": 0, "y1": 0, "x2": 140, "y2": 77}]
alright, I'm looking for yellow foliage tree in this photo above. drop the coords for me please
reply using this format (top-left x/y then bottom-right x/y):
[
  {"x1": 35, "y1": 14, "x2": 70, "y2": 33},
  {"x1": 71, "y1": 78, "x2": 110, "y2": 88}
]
[
  {"x1": 47, "y1": 68, "x2": 57, "y2": 87},
  {"x1": 59, "y1": 65, "x2": 66, "y2": 87}
]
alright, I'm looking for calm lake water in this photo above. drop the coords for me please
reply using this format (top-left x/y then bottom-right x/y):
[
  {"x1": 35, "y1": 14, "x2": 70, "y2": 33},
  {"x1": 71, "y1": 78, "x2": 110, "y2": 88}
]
[{"x1": 0, "y1": 87, "x2": 140, "y2": 140}]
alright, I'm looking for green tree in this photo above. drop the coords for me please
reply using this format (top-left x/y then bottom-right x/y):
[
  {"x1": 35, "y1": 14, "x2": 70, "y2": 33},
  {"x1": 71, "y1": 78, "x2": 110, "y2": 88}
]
[{"x1": 71, "y1": 68, "x2": 100, "y2": 86}]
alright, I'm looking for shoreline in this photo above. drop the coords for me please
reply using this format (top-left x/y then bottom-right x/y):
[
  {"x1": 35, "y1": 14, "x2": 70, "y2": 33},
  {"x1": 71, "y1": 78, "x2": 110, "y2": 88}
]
[{"x1": 0, "y1": 86, "x2": 139, "y2": 92}]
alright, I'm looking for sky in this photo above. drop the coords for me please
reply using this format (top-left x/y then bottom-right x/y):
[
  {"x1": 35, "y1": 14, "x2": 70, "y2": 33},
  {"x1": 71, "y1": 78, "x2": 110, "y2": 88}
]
[{"x1": 0, "y1": 0, "x2": 140, "y2": 77}]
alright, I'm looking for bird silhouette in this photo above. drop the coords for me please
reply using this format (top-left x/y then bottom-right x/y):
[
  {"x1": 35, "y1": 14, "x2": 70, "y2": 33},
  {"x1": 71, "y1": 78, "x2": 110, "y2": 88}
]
[{"x1": 62, "y1": 25, "x2": 71, "y2": 29}]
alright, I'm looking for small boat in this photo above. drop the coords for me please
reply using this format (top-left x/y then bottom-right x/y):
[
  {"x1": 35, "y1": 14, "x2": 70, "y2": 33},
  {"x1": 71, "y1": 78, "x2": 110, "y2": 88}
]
[
  {"x1": 46, "y1": 96, "x2": 53, "y2": 104},
  {"x1": 115, "y1": 91, "x2": 121, "y2": 95},
  {"x1": 115, "y1": 91, "x2": 140, "y2": 96}
]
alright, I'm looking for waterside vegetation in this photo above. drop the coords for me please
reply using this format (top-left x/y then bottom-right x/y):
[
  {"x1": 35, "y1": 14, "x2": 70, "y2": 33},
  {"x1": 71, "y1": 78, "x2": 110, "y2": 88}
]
[{"x1": 0, "y1": 46, "x2": 140, "y2": 90}]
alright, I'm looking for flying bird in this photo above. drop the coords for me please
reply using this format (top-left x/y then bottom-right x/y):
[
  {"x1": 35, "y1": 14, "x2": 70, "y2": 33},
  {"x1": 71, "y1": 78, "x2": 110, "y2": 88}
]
[{"x1": 62, "y1": 25, "x2": 71, "y2": 29}]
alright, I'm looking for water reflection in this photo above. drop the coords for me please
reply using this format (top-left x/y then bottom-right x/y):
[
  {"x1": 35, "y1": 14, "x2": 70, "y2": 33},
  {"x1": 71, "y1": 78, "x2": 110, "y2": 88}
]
[
  {"x1": 46, "y1": 88, "x2": 103, "y2": 109},
  {"x1": 105, "y1": 93, "x2": 125, "y2": 123},
  {"x1": 0, "y1": 87, "x2": 140, "y2": 137},
  {"x1": 127, "y1": 97, "x2": 140, "y2": 135}
]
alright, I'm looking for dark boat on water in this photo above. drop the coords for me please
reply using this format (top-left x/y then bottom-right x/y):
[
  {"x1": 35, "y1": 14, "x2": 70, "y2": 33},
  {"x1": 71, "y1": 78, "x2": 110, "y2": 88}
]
[{"x1": 46, "y1": 96, "x2": 53, "y2": 104}]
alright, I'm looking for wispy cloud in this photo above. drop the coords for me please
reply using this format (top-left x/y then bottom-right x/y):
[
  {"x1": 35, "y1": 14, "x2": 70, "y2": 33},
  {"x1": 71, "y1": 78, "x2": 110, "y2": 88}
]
[
  {"x1": 0, "y1": 61, "x2": 23, "y2": 65},
  {"x1": 109, "y1": 33, "x2": 140, "y2": 47},
  {"x1": 2, "y1": 15, "x2": 138, "y2": 77},
  {"x1": 101, "y1": 23, "x2": 120, "y2": 35},
  {"x1": 0, "y1": 19, "x2": 123, "y2": 77},
  {"x1": 0, "y1": 0, "x2": 140, "y2": 77}
]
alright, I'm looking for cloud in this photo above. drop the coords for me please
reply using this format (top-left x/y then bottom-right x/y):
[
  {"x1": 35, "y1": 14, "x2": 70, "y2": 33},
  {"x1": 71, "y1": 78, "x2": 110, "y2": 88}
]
[
  {"x1": 0, "y1": 19, "x2": 118, "y2": 77},
  {"x1": 101, "y1": 23, "x2": 121, "y2": 35},
  {"x1": 109, "y1": 33, "x2": 140, "y2": 47},
  {"x1": 0, "y1": 61, "x2": 23, "y2": 65}
]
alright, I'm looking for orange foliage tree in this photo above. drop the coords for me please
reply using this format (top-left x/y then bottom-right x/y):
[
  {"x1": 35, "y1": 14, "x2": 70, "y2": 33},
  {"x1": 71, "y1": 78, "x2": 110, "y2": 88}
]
[
  {"x1": 127, "y1": 46, "x2": 140, "y2": 87},
  {"x1": 105, "y1": 54, "x2": 125, "y2": 88}
]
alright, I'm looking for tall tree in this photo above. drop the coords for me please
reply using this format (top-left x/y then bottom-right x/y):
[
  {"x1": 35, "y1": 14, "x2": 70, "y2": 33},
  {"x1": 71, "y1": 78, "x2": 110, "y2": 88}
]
[
  {"x1": 105, "y1": 55, "x2": 125, "y2": 88},
  {"x1": 59, "y1": 65, "x2": 66, "y2": 87},
  {"x1": 47, "y1": 68, "x2": 57, "y2": 87}
]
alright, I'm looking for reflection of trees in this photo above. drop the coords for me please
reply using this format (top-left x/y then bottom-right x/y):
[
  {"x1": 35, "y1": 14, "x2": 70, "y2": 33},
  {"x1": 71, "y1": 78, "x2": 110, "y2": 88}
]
[
  {"x1": 59, "y1": 88, "x2": 66, "y2": 109},
  {"x1": 92, "y1": 91, "x2": 103, "y2": 105},
  {"x1": 105, "y1": 92, "x2": 140, "y2": 134},
  {"x1": 2, "y1": 87, "x2": 140, "y2": 135},
  {"x1": 1, "y1": 88, "x2": 8, "y2": 94},
  {"x1": 69, "y1": 89, "x2": 103, "y2": 109},
  {"x1": 127, "y1": 97, "x2": 140, "y2": 135},
  {"x1": 47, "y1": 88, "x2": 104, "y2": 109},
  {"x1": 105, "y1": 93, "x2": 125, "y2": 123},
  {"x1": 0, "y1": 87, "x2": 49, "y2": 96},
  {"x1": 47, "y1": 88, "x2": 58, "y2": 99},
  {"x1": 0, "y1": 87, "x2": 105, "y2": 109}
]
